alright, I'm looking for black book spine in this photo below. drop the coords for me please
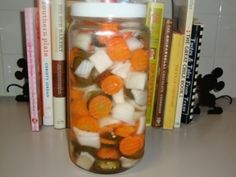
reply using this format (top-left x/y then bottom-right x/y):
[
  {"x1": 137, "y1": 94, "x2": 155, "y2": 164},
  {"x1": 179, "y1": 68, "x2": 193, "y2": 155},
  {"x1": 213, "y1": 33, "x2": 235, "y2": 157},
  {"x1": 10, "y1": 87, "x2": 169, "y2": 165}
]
[{"x1": 181, "y1": 23, "x2": 204, "y2": 124}]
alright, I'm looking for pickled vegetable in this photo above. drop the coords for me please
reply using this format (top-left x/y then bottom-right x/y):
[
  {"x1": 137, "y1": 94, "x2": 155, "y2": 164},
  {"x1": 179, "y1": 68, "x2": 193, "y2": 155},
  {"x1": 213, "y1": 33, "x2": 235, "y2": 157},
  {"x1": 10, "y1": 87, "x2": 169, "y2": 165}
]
[
  {"x1": 119, "y1": 135, "x2": 144, "y2": 158},
  {"x1": 96, "y1": 147, "x2": 120, "y2": 160},
  {"x1": 68, "y1": 16, "x2": 148, "y2": 174},
  {"x1": 93, "y1": 160, "x2": 121, "y2": 174},
  {"x1": 107, "y1": 36, "x2": 131, "y2": 61},
  {"x1": 88, "y1": 95, "x2": 113, "y2": 119},
  {"x1": 101, "y1": 75, "x2": 123, "y2": 95}
]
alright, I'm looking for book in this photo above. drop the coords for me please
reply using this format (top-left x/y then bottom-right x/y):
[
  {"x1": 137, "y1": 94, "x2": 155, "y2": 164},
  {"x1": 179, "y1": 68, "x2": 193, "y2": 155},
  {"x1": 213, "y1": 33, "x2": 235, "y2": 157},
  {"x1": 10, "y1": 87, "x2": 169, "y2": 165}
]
[
  {"x1": 38, "y1": 0, "x2": 54, "y2": 126},
  {"x1": 152, "y1": 18, "x2": 173, "y2": 127},
  {"x1": 173, "y1": 0, "x2": 195, "y2": 128},
  {"x1": 51, "y1": 0, "x2": 66, "y2": 129},
  {"x1": 145, "y1": 2, "x2": 164, "y2": 126},
  {"x1": 181, "y1": 23, "x2": 204, "y2": 124},
  {"x1": 35, "y1": 5, "x2": 44, "y2": 122},
  {"x1": 163, "y1": 32, "x2": 184, "y2": 130},
  {"x1": 24, "y1": 7, "x2": 42, "y2": 131}
]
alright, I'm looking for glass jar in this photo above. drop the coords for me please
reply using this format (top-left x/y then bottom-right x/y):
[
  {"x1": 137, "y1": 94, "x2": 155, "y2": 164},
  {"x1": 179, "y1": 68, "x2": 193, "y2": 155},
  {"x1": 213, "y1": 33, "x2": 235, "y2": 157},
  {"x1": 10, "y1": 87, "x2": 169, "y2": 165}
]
[{"x1": 67, "y1": 2, "x2": 149, "y2": 174}]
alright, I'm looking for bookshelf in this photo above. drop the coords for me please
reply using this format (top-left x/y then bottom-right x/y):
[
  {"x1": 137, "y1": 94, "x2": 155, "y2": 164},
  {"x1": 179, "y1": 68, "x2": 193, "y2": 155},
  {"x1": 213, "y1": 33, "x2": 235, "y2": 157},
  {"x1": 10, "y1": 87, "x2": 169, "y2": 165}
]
[{"x1": 0, "y1": 97, "x2": 236, "y2": 177}]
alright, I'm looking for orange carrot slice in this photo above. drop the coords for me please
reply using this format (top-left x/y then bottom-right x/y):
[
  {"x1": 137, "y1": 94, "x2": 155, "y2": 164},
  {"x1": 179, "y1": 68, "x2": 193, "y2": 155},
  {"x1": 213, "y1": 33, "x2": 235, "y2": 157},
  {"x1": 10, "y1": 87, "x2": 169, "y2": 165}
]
[
  {"x1": 97, "y1": 147, "x2": 120, "y2": 160},
  {"x1": 88, "y1": 95, "x2": 112, "y2": 119},
  {"x1": 74, "y1": 116, "x2": 99, "y2": 132},
  {"x1": 99, "y1": 22, "x2": 119, "y2": 32},
  {"x1": 100, "y1": 138, "x2": 117, "y2": 146},
  {"x1": 101, "y1": 75, "x2": 123, "y2": 95},
  {"x1": 119, "y1": 136, "x2": 144, "y2": 157},
  {"x1": 71, "y1": 99, "x2": 89, "y2": 118},
  {"x1": 107, "y1": 36, "x2": 131, "y2": 61},
  {"x1": 95, "y1": 70, "x2": 112, "y2": 88},
  {"x1": 70, "y1": 87, "x2": 84, "y2": 101},
  {"x1": 114, "y1": 125, "x2": 136, "y2": 138},
  {"x1": 97, "y1": 22, "x2": 119, "y2": 45},
  {"x1": 70, "y1": 117, "x2": 78, "y2": 127},
  {"x1": 130, "y1": 48, "x2": 149, "y2": 71}
]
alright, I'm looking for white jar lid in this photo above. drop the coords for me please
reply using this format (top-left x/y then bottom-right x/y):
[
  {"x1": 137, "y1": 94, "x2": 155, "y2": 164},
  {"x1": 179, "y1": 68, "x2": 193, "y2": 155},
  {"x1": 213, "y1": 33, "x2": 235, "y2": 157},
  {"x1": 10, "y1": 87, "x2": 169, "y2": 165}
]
[{"x1": 71, "y1": 2, "x2": 147, "y2": 18}]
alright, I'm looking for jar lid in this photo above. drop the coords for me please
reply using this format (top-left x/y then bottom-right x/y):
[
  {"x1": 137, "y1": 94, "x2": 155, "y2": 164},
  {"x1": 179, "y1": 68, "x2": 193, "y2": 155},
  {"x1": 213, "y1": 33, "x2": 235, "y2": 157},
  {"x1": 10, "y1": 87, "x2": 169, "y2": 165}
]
[{"x1": 71, "y1": 2, "x2": 147, "y2": 18}]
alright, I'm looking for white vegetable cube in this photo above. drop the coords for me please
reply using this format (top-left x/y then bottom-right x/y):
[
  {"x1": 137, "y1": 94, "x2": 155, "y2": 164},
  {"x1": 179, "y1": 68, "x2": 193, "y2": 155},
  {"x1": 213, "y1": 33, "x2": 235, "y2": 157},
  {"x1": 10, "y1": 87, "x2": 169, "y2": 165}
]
[
  {"x1": 89, "y1": 49, "x2": 113, "y2": 73},
  {"x1": 126, "y1": 37, "x2": 144, "y2": 51},
  {"x1": 125, "y1": 72, "x2": 147, "y2": 90},
  {"x1": 136, "y1": 116, "x2": 146, "y2": 135},
  {"x1": 76, "y1": 152, "x2": 95, "y2": 170},
  {"x1": 74, "y1": 60, "x2": 94, "y2": 79},
  {"x1": 127, "y1": 99, "x2": 146, "y2": 111},
  {"x1": 120, "y1": 156, "x2": 139, "y2": 168},
  {"x1": 112, "y1": 89, "x2": 125, "y2": 104},
  {"x1": 111, "y1": 61, "x2": 131, "y2": 79},
  {"x1": 99, "y1": 116, "x2": 121, "y2": 128},
  {"x1": 112, "y1": 102, "x2": 135, "y2": 124},
  {"x1": 131, "y1": 89, "x2": 147, "y2": 106},
  {"x1": 74, "y1": 33, "x2": 92, "y2": 51},
  {"x1": 73, "y1": 127, "x2": 100, "y2": 149}
]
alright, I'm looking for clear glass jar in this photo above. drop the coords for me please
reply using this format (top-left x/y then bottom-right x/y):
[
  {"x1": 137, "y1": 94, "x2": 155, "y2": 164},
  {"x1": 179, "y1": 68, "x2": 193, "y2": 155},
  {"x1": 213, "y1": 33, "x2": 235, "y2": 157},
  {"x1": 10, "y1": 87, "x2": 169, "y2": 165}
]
[{"x1": 67, "y1": 2, "x2": 149, "y2": 174}]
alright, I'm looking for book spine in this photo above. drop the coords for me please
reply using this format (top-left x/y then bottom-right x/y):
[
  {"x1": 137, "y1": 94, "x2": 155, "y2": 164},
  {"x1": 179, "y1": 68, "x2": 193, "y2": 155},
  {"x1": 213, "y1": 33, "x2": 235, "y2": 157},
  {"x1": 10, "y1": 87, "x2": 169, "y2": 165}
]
[
  {"x1": 174, "y1": 0, "x2": 195, "y2": 128},
  {"x1": 152, "y1": 19, "x2": 173, "y2": 127},
  {"x1": 36, "y1": 7, "x2": 44, "y2": 122},
  {"x1": 181, "y1": 24, "x2": 204, "y2": 124},
  {"x1": 38, "y1": 0, "x2": 54, "y2": 126},
  {"x1": 24, "y1": 8, "x2": 41, "y2": 131},
  {"x1": 51, "y1": 0, "x2": 66, "y2": 129},
  {"x1": 145, "y1": 2, "x2": 164, "y2": 126},
  {"x1": 163, "y1": 32, "x2": 184, "y2": 130}
]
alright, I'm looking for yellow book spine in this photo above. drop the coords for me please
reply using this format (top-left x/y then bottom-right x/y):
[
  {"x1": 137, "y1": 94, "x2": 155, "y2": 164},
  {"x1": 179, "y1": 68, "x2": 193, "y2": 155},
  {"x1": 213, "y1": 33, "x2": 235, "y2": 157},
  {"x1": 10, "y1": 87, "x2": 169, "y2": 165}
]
[
  {"x1": 163, "y1": 32, "x2": 184, "y2": 129},
  {"x1": 145, "y1": 2, "x2": 164, "y2": 126}
]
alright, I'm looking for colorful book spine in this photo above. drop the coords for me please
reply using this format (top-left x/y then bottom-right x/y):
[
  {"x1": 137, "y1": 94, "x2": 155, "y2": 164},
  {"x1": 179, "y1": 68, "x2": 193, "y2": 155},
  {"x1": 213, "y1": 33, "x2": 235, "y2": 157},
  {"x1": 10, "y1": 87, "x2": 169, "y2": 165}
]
[
  {"x1": 38, "y1": 0, "x2": 54, "y2": 126},
  {"x1": 163, "y1": 32, "x2": 184, "y2": 130},
  {"x1": 24, "y1": 7, "x2": 41, "y2": 131},
  {"x1": 51, "y1": 0, "x2": 66, "y2": 129},
  {"x1": 181, "y1": 23, "x2": 204, "y2": 124},
  {"x1": 145, "y1": 2, "x2": 164, "y2": 126},
  {"x1": 174, "y1": 0, "x2": 195, "y2": 128},
  {"x1": 152, "y1": 18, "x2": 173, "y2": 127}
]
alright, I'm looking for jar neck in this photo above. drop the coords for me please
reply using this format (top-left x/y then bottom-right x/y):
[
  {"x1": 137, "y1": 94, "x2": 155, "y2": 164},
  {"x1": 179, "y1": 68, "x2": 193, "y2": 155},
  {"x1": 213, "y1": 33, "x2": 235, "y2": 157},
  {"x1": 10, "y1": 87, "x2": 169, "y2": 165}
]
[{"x1": 71, "y1": 16, "x2": 146, "y2": 29}]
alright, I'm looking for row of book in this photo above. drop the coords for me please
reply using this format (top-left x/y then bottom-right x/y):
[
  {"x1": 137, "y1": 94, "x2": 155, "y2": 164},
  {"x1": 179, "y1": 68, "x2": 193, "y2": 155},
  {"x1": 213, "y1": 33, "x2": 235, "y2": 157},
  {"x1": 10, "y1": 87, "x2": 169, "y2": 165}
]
[
  {"x1": 146, "y1": 0, "x2": 204, "y2": 129},
  {"x1": 24, "y1": 0, "x2": 66, "y2": 131},
  {"x1": 24, "y1": 0, "x2": 203, "y2": 131}
]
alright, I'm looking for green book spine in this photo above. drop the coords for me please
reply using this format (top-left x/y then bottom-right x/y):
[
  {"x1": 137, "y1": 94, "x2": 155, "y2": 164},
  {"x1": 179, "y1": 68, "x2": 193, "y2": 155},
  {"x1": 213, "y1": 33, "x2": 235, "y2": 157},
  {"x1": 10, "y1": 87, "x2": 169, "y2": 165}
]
[{"x1": 145, "y1": 2, "x2": 164, "y2": 126}]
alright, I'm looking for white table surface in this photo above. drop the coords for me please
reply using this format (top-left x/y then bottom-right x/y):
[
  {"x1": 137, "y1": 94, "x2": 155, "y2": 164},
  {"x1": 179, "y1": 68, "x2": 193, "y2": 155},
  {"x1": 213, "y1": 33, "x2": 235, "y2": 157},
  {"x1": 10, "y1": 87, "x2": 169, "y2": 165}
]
[{"x1": 0, "y1": 97, "x2": 236, "y2": 177}]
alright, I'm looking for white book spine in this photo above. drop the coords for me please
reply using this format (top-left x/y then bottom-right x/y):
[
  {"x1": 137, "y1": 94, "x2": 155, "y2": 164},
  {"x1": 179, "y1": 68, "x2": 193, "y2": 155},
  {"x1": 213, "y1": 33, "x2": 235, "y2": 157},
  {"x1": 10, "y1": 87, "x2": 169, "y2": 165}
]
[
  {"x1": 24, "y1": 8, "x2": 40, "y2": 131},
  {"x1": 51, "y1": 0, "x2": 66, "y2": 129},
  {"x1": 38, "y1": 0, "x2": 54, "y2": 126},
  {"x1": 174, "y1": 0, "x2": 195, "y2": 128}
]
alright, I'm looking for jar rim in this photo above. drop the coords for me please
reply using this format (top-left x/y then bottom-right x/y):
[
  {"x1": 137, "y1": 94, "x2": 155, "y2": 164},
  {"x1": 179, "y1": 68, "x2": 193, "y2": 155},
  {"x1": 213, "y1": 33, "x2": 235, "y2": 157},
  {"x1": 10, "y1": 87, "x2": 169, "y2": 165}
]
[{"x1": 71, "y1": 2, "x2": 147, "y2": 18}]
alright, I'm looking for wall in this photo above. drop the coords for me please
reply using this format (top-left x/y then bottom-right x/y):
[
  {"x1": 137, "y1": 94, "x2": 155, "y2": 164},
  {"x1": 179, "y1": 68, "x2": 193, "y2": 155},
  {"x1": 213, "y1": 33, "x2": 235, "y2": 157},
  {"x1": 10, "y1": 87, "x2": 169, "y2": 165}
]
[
  {"x1": 0, "y1": 0, "x2": 34, "y2": 96},
  {"x1": 0, "y1": 0, "x2": 236, "y2": 97},
  {"x1": 195, "y1": 0, "x2": 236, "y2": 97}
]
